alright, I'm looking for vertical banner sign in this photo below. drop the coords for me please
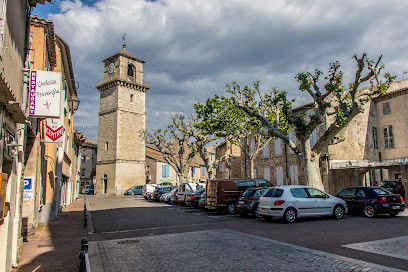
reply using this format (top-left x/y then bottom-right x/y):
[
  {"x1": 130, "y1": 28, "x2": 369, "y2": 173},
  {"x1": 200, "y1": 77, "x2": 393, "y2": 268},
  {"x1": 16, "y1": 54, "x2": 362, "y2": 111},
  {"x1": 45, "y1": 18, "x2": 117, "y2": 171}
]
[
  {"x1": 29, "y1": 70, "x2": 61, "y2": 117},
  {"x1": 23, "y1": 177, "x2": 34, "y2": 200},
  {"x1": 45, "y1": 118, "x2": 64, "y2": 143}
]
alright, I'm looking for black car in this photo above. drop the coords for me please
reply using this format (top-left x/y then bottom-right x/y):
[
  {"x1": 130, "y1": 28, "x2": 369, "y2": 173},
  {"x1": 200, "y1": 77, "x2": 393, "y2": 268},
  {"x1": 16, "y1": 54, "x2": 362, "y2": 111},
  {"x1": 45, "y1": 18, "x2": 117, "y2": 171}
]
[
  {"x1": 336, "y1": 186, "x2": 405, "y2": 217},
  {"x1": 185, "y1": 189, "x2": 205, "y2": 207},
  {"x1": 380, "y1": 180, "x2": 405, "y2": 199},
  {"x1": 237, "y1": 188, "x2": 268, "y2": 218},
  {"x1": 151, "y1": 187, "x2": 174, "y2": 201}
]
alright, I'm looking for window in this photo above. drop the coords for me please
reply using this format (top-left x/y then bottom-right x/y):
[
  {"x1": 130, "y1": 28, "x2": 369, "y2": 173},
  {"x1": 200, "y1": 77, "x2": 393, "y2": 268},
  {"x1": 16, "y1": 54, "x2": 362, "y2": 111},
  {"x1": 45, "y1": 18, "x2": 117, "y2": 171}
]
[
  {"x1": 258, "y1": 180, "x2": 273, "y2": 187},
  {"x1": 81, "y1": 168, "x2": 85, "y2": 177},
  {"x1": 219, "y1": 161, "x2": 225, "y2": 173},
  {"x1": 290, "y1": 165, "x2": 298, "y2": 185},
  {"x1": 253, "y1": 168, "x2": 257, "y2": 179},
  {"x1": 263, "y1": 142, "x2": 269, "y2": 158},
  {"x1": 263, "y1": 188, "x2": 284, "y2": 198},
  {"x1": 127, "y1": 64, "x2": 135, "y2": 81},
  {"x1": 202, "y1": 167, "x2": 205, "y2": 177},
  {"x1": 192, "y1": 167, "x2": 195, "y2": 174},
  {"x1": 274, "y1": 138, "x2": 282, "y2": 155},
  {"x1": 276, "y1": 167, "x2": 283, "y2": 186},
  {"x1": 290, "y1": 188, "x2": 308, "y2": 198},
  {"x1": 337, "y1": 188, "x2": 356, "y2": 197},
  {"x1": 382, "y1": 101, "x2": 391, "y2": 115},
  {"x1": 306, "y1": 188, "x2": 327, "y2": 198},
  {"x1": 161, "y1": 164, "x2": 170, "y2": 177},
  {"x1": 82, "y1": 156, "x2": 86, "y2": 163},
  {"x1": 372, "y1": 127, "x2": 378, "y2": 149},
  {"x1": 355, "y1": 189, "x2": 366, "y2": 197},
  {"x1": 105, "y1": 142, "x2": 109, "y2": 151},
  {"x1": 310, "y1": 129, "x2": 317, "y2": 148},
  {"x1": 289, "y1": 131, "x2": 296, "y2": 154},
  {"x1": 130, "y1": 94, "x2": 134, "y2": 102},
  {"x1": 250, "y1": 139, "x2": 255, "y2": 153},
  {"x1": 383, "y1": 125, "x2": 395, "y2": 148},
  {"x1": 263, "y1": 167, "x2": 270, "y2": 181}
]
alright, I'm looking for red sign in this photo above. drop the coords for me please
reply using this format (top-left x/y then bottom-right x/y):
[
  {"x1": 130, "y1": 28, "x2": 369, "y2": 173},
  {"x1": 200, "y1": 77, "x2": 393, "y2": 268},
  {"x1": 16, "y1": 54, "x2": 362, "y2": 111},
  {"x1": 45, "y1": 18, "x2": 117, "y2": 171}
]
[{"x1": 46, "y1": 124, "x2": 64, "y2": 142}]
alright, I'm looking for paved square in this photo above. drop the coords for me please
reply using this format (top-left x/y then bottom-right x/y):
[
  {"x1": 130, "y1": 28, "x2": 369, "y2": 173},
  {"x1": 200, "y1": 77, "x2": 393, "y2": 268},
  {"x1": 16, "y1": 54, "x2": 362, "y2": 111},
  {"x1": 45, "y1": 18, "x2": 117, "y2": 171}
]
[{"x1": 89, "y1": 229, "x2": 403, "y2": 272}]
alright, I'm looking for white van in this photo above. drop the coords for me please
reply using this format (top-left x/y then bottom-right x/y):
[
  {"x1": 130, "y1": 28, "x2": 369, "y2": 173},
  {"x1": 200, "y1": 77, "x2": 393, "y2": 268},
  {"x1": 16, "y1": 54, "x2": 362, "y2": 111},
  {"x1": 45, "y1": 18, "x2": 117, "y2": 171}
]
[
  {"x1": 142, "y1": 184, "x2": 161, "y2": 200},
  {"x1": 177, "y1": 183, "x2": 205, "y2": 205}
]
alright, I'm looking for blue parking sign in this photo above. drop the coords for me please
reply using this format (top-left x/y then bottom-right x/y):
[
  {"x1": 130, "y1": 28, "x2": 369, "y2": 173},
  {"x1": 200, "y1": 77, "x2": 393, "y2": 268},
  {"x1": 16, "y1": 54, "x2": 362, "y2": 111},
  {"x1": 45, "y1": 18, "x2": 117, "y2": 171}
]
[{"x1": 24, "y1": 178, "x2": 32, "y2": 190}]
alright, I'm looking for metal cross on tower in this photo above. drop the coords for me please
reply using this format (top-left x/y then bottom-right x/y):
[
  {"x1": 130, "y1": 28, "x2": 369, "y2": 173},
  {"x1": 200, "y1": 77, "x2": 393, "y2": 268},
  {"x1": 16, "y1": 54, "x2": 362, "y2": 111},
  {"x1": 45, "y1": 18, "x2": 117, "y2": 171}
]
[{"x1": 121, "y1": 33, "x2": 127, "y2": 48}]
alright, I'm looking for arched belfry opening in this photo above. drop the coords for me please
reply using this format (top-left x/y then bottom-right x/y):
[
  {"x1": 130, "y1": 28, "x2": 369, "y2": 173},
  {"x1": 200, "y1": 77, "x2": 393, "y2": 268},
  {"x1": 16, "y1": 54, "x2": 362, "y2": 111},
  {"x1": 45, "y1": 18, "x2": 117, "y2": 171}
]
[{"x1": 127, "y1": 63, "x2": 136, "y2": 82}]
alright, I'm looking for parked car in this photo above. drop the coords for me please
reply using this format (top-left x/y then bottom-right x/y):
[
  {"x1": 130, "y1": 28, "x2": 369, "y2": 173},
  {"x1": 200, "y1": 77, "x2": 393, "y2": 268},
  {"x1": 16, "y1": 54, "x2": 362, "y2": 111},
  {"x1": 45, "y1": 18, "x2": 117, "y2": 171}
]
[
  {"x1": 177, "y1": 183, "x2": 205, "y2": 205},
  {"x1": 336, "y1": 186, "x2": 405, "y2": 217},
  {"x1": 185, "y1": 189, "x2": 205, "y2": 207},
  {"x1": 380, "y1": 180, "x2": 405, "y2": 199},
  {"x1": 198, "y1": 191, "x2": 206, "y2": 208},
  {"x1": 237, "y1": 188, "x2": 268, "y2": 218},
  {"x1": 85, "y1": 184, "x2": 94, "y2": 195},
  {"x1": 206, "y1": 179, "x2": 273, "y2": 214},
  {"x1": 169, "y1": 188, "x2": 178, "y2": 204},
  {"x1": 160, "y1": 191, "x2": 173, "y2": 203},
  {"x1": 258, "y1": 185, "x2": 347, "y2": 223},
  {"x1": 142, "y1": 184, "x2": 161, "y2": 200},
  {"x1": 151, "y1": 187, "x2": 175, "y2": 201},
  {"x1": 124, "y1": 185, "x2": 143, "y2": 195}
]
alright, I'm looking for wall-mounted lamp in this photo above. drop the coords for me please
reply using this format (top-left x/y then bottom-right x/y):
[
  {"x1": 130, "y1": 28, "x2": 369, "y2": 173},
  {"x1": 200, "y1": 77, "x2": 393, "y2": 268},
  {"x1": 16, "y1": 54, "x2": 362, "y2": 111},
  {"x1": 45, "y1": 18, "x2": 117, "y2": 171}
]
[
  {"x1": 67, "y1": 96, "x2": 80, "y2": 113},
  {"x1": 6, "y1": 136, "x2": 22, "y2": 156}
]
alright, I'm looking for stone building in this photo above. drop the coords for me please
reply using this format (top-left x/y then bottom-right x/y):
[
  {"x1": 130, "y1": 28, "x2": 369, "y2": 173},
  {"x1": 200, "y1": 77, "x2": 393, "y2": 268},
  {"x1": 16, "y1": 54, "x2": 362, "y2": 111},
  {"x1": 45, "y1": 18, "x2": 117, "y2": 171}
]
[
  {"x1": 251, "y1": 79, "x2": 408, "y2": 195},
  {"x1": 95, "y1": 44, "x2": 150, "y2": 195},
  {"x1": 80, "y1": 139, "x2": 97, "y2": 187}
]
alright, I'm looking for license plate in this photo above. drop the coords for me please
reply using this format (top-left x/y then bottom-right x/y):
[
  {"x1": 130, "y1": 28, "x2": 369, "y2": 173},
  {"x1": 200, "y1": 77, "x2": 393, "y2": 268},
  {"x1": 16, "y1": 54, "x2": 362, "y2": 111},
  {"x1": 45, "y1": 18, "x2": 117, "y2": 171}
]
[
  {"x1": 238, "y1": 201, "x2": 244, "y2": 205},
  {"x1": 261, "y1": 208, "x2": 268, "y2": 211},
  {"x1": 392, "y1": 206, "x2": 400, "y2": 210}
]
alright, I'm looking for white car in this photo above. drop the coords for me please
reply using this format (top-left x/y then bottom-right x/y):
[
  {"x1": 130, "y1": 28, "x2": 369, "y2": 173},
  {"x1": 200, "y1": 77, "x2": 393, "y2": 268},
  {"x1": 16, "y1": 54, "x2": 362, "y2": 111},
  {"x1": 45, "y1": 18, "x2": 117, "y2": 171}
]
[{"x1": 258, "y1": 185, "x2": 347, "y2": 223}]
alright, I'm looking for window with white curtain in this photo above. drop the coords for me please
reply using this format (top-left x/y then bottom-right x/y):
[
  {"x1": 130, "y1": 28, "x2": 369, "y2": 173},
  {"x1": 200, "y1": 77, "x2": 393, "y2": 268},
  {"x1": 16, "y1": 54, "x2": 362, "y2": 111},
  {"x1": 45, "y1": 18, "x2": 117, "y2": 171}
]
[
  {"x1": 276, "y1": 167, "x2": 283, "y2": 186},
  {"x1": 263, "y1": 142, "x2": 269, "y2": 158},
  {"x1": 289, "y1": 131, "x2": 296, "y2": 154},
  {"x1": 253, "y1": 168, "x2": 257, "y2": 179},
  {"x1": 264, "y1": 167, "x2": 270, "y2": 181},
  {"x1": 274, "y1": 138, "x2": 282, "y2": 155},
  {"x1": 290, "y1": 165, "x2": 298, "y2": 185}
]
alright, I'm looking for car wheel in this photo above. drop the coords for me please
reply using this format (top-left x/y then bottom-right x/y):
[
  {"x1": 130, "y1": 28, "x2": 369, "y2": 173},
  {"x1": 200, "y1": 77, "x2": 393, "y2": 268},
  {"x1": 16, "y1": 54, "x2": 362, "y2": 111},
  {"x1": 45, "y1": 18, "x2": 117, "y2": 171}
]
[
  {"x1": 227, "y1": 203, "x2": 237, "y2": 215},
  {"x1": 333, "y1": 205, "x2": 344, "y2": 219},
  {"x1": 254, "y1": 206, "x2": 262, "y2": 218},
  {"x1": 363, "y1": 205, "x2": 377, "y2": 218},
  {"x1": 283, "y1": 208, "x2": 297, "y2": 223}
]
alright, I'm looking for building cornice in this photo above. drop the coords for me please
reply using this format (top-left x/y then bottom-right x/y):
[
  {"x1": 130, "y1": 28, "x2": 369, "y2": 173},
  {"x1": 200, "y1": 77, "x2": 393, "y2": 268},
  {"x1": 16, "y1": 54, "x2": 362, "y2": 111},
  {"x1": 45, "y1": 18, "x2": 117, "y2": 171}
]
[
  {"x1": 99, "y1": 107, "x2": 146, "y2": 117},
  {"x1": 96, "y1": 79, "x2": 149, "y2": 93}
]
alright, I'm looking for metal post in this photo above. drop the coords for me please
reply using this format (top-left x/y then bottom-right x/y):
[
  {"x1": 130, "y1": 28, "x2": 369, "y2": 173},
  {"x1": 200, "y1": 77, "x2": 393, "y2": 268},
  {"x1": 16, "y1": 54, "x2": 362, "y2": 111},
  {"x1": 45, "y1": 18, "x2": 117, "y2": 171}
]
[{"x1": 78, "y1": 251, "x2": 86, "y2": 272}]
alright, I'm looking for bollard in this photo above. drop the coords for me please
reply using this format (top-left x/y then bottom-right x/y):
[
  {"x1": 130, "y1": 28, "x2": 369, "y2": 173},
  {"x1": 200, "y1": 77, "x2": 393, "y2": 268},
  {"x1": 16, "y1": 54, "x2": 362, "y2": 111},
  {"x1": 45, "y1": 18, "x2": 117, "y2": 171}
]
[
  {"x1": 83, "y1": 213, "x2": 88, "y2": 229},
  {"x1": 78, "y1": 251, "x2": 86, "y2": 272},
  {"x1": 81, "y1": 237, "x2": 88, "y2": 252}
]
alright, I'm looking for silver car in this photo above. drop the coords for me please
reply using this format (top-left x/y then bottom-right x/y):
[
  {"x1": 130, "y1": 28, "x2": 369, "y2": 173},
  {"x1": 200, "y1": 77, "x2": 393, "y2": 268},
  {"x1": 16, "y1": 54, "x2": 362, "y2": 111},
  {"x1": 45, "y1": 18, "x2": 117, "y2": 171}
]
[{"x1": 258, "y1": 185, "x2": 347, "y2": 223}]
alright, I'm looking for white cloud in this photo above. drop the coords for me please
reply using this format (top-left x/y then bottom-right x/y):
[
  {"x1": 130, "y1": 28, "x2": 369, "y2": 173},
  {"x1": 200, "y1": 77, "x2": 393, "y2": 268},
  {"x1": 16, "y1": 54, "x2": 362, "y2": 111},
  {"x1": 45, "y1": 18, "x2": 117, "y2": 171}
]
[{"x1": 32, "y1": 0, "x2": 408, "y2": 140}]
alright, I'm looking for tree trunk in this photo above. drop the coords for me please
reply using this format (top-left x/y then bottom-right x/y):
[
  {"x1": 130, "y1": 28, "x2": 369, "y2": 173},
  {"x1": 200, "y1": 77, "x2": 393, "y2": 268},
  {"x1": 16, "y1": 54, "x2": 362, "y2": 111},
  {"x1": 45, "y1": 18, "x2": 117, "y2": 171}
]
[
  {"x1": 249, "y1": 158, "x2": 254, "y2": 179},
  {"x1": 301, "y1": 143, "x2": 324, "y2": 190},
  {"x1": 208, "y1": 166, "x2": 216, "y2": 180}
]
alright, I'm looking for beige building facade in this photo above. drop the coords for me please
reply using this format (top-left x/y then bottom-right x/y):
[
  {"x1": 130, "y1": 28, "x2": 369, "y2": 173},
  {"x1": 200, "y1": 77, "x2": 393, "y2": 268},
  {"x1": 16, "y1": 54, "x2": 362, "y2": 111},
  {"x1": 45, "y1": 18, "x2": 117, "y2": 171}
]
[{"x1": 95, "y1": 45, "x2": 150, "y2": 195}]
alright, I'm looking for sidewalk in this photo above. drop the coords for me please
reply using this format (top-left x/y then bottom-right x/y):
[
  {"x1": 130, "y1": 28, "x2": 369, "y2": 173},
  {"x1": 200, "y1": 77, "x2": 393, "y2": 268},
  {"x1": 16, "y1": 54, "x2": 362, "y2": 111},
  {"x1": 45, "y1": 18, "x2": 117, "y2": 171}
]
[{"x1": 14, "y1": 198, "x2": 88, "y2": 272}]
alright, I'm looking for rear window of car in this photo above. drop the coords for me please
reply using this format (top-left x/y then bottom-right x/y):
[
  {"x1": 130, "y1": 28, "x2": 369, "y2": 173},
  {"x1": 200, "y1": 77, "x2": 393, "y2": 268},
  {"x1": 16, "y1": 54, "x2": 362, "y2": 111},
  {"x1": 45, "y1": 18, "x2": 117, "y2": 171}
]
[
  {"x1": 373, "y1": 188, "x2": 391, "y2": 195},
  {"x1": 258, "y1": 180, "x2": 273, "y2": 187},
  {"x1": 237, "y1": 180, "x2": 256, "y2": 189},
  {"x1": 263, "y1": 188, "x2": 284, "y2": 198},
  {"x1": 290, "y1": 188, "x2": 309, "y2": 198},
  {"x1": 243, "y1": 190, "x2": 256, "y2": 197}
]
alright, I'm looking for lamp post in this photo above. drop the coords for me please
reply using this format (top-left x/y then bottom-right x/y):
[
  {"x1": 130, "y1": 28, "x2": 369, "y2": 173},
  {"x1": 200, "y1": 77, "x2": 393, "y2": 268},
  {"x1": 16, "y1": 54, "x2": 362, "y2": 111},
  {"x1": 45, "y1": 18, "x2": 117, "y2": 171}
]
[{"x1": 67, "y1": 96, "x2": 80, "y2": 113}]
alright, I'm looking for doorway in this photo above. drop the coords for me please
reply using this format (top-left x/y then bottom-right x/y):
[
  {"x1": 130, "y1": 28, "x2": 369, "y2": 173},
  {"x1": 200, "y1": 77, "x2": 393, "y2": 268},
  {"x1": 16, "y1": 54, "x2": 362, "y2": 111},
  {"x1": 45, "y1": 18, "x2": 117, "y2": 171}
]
[{"x1": 103, "y1": 174, "x2": 108, "y2": 194}]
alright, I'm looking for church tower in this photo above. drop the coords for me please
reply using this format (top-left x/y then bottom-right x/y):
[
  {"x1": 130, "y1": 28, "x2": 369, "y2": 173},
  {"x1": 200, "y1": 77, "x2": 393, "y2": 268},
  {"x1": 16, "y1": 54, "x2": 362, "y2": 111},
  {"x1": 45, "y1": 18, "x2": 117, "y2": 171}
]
[{"x1": 95, "y1": 43, "x2": 150, "y2": 195}]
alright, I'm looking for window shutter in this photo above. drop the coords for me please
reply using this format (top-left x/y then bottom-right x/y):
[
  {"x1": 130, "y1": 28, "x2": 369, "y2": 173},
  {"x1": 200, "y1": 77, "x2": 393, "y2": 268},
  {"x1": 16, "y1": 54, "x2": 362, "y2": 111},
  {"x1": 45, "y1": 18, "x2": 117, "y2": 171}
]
[
  {"x1": 263, "y1": 142, "x2": 269, "y2": 158},
  {"x1": 382, "y1": 101, "x2": 391, "y2": 115},
  {"x1": 276, "y1": 167, "x2": 283, "y2": 186},
  {"x1": 274, "y1": 138, "x2": 282, "y2": 155}
]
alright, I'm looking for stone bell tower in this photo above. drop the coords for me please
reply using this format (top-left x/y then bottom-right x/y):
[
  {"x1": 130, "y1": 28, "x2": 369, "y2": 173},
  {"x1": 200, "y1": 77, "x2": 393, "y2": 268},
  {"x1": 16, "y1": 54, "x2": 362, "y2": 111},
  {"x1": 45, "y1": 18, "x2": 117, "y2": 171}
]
[{"x1": 95, "y1": 43, "x2": 150, "y2": 195}]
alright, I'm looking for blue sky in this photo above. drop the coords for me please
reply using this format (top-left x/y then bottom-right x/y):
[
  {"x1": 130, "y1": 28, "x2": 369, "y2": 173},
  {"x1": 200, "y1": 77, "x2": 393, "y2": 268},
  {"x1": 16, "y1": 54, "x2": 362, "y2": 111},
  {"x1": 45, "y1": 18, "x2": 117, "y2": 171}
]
[{"x1": 32, "y1": 0, "x2": 408, "y2": 141}]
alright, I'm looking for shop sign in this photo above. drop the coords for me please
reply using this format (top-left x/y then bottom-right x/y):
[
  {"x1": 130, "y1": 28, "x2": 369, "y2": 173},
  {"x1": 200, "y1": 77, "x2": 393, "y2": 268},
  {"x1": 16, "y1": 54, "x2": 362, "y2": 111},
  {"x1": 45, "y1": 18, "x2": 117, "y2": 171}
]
[
  {"x1": 45, "y1": 118, "x2": 64, "y2": 143},
  {"x1": 23, "y1": 177, "x2": 34, "y2": 200},
  {"x1": 29, "y1": 70, "x2": 61, "y2": 117}
]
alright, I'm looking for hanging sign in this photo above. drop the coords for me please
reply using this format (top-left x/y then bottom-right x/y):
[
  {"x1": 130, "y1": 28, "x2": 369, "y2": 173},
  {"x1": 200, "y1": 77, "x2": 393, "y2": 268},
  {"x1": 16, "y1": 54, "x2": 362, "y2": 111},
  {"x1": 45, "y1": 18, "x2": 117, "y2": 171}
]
[
  {"x1": 29, "y1": 70, "x2": 61, "y2": 117},
  {"x1": 45, "y1": 118, "x2": 64, "y2": 143}
]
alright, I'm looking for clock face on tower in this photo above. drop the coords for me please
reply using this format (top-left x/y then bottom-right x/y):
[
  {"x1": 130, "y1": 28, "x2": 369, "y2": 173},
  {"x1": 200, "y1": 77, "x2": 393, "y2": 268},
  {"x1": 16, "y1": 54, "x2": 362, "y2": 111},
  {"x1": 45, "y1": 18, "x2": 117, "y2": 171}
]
[{"x1": 108, "y1": 63, "x2": 115, "y2": 74}]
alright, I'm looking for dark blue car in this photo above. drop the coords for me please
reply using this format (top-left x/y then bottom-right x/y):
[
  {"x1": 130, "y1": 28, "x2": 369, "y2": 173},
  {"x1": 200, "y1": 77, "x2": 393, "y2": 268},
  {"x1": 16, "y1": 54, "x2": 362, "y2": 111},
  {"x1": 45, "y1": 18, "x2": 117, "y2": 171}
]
[{"x1": 336, "y1": 186, "x2": 405, "y2": 217}]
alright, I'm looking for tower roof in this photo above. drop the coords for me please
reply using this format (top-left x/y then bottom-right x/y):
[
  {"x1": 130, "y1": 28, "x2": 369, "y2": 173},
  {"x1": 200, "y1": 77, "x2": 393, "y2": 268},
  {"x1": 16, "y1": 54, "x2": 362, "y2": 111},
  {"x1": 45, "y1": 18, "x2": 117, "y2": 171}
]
[{"x1": 102, "y1": 43, "x2": 145, "y2": 63}]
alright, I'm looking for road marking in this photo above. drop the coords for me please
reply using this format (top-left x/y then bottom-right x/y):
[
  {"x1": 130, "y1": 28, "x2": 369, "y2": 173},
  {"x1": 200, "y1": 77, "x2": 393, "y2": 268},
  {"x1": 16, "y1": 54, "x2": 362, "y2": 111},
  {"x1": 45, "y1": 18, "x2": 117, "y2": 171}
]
[{"x1": 343, "y1": 235, "x2": 408, "y2": 261}]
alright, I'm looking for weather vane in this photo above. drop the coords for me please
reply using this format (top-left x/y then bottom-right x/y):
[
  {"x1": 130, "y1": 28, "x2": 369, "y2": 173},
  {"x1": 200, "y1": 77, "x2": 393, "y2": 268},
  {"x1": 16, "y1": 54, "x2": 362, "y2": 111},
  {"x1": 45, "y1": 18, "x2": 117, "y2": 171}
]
[{"x1": 121, "y1": 33, "x2": 127, "y2": 48}]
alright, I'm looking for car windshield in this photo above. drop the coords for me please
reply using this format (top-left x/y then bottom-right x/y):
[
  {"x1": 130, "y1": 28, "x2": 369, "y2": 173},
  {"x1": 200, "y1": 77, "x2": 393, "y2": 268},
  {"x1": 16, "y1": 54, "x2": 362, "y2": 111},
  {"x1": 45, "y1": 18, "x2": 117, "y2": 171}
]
[
  {"x1": 242, "y1": 190, "x2": 256, "y2": 197},
  {"x1": 373, "y1": 188, "x2": 391, "y2": 195},
  {"x1": 263, "y1": 188, "x2": 284, "y2": 197},
  {"x1": 237, "y1": 180, "x2": 256, "y2": 189},
  {"x1": 258, "y1": 180, "x2": 273, "y2": 187}
]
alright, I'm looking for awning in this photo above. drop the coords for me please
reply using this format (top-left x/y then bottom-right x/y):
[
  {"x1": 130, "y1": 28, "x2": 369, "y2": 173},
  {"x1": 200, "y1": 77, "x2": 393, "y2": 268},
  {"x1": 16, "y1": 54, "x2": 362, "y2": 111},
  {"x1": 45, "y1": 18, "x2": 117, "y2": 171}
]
[{"x1": 0, "y1": 72, "x2": 28, "y2": 124}]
